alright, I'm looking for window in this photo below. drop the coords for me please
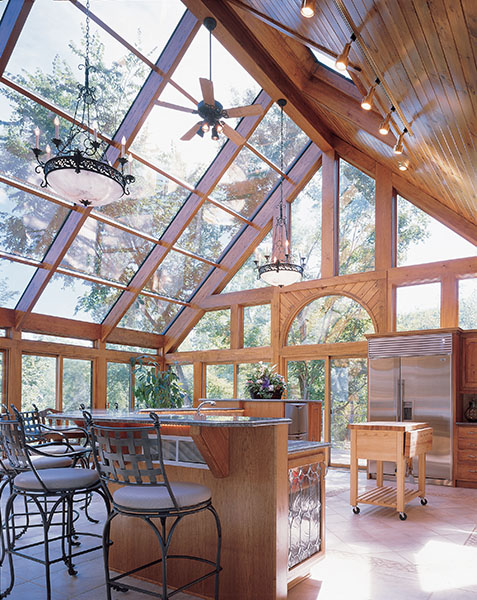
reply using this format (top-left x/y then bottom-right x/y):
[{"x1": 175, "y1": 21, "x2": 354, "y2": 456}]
[
  {"x1": 288, "y1": 295, "x2": 374, "y2": 345},
  {"x1": 287, "y1": 360, "x2": 325, "y2": 401},
  {"x1": 170, "y1": 364, "x2": 193, "y2": 406},
  {"x1": 459, "y1": 279, "x2": 477, "y2": 329},
  {"x1": 62, "y1": 359, "x2": 92, "y2": 412},
  {"x1": 236, "y1": 363, "x2": 270, "y2": 398},
  {"x1": 106, "y1": 362, "x2": 131, "y2": 411},
  {"x1": 397, "y1": 195, "x2": 476, "y2": 266},
  {"x1": 206, "y1": 364, "x2": 234, "y2": 399},
  {"x1": 179, "y1": 310, "x2": 230, "y2": 351},
  {"x1": 23, "y1": 333, "x2": 93, "y2": 347},
  {"x1": 339, "y1": 160, "x2": 375, "y2": 275},
  {"x1": 222, "y1": 232, "x2": 272, "y2": 293},
  {"x1": 22, "y1": 354, "x2": 56, "y2": 411},
  {"x1": 396, "y1": 283, "x2": 441, "y2": 331},
  {"x1": 243, "y1": 305, "x2": 271, "y2": 347}
]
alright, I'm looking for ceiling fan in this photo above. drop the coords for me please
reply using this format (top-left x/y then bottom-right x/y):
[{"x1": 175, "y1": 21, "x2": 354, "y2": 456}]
[{"x1": 155, "y1": 17, "x2": 264, "y2": 145}]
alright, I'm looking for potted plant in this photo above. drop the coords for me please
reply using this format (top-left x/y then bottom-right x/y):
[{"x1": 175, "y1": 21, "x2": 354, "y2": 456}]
[
  {"x1": 130, "y1": 356, "x2": 186, "y2": 409},
  {"x1": 244, "y1": 363, "x2": 287, "y2": 399}
]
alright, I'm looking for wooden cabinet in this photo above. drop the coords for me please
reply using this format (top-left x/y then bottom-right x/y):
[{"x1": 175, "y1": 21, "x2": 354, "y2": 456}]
[
  {"x1": 461, "y1": 333, "x2": 477, "y2": 390},
  {"x1": 455, "y1": 426, "x2": 477, "y2": 487}
]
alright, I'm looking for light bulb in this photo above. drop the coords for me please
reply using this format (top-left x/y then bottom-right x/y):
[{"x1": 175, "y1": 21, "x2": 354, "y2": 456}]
[
  {"x1": 201, "y1": 122, "x2": 210, "y2": 133},
  {"x1": 398, "y1": 159, "x2": 409, "y2": 171},
  {"x1": 216, "y1": 121, "x2": 224, "y2": 133},
  {"x1": 300, "y1": 0, "x2": 315, "y2": 18}
]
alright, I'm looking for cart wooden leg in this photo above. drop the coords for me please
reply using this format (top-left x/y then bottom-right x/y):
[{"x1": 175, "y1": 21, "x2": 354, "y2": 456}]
[
  {"x1": 418, "y1": 452, "x2": 426, "y2": 497},
  {"x1": 396, "y1": 432, "x2": 406, "y2": 515},
  {"x1": 350, "y1": 430, "x2": 358, "y2": 507},
  {"x1": 376, "y1": 460, "x2": 383, "y2": 488}
]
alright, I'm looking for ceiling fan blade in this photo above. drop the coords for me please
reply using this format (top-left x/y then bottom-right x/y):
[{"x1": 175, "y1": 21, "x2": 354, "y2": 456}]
[
  {"x1": 180, "y1": 121, "x2": 204, "y2": 141},
  {"x1": 221, "y1": 122, "x2": 246, "y2": 146},
  {"x1": 223, "y1": 104, "x2": 264, "y2": 118},
  {"x1": 156, "y1": 100, "x2": 198, "y2": 115},
  {"x1": 199, "y1": 77, "x2": 215, "y2": 105}
]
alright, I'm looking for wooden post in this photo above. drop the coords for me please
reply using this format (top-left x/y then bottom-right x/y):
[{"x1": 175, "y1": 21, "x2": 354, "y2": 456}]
[
  {"x1": 441, "y1": 274, "x2": 458, "y2": 327},
  {"x1": 375, "y1": 164, "x2": 395, "y2": 270},
  {"x1": 6, "y1": 329, "x2": 21, "y2": 411},
  {"x1": 321, "y1": 150, "x2": 338, "y2": 278},
  {"x1": 94, "y1": 340, "x2": 107, "y2": 410},
  {"x1": 230, "y1": 304, "x2": 243, "y2": 349}
]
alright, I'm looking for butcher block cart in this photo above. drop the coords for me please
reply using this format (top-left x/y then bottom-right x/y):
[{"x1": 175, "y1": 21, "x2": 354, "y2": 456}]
[{"x1": 348, "y1": 422, "x2": 433, "y2": 520}]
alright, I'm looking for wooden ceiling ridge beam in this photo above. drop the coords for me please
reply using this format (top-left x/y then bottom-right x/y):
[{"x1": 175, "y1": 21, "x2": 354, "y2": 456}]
[
  {"x1": 0, "y1": 0, "x2": 34, "y2": 76},
  {"x1": 302, "y1": 71, "x2": 397, "y2": 148},
  {"x1": 99, "y1": 90, "x2": 272, "y2": 342},
  {"x1": 182, "y1": 0, "x2": 333, "y2": 152},
  {"x1": 334, "y1": 136, "x2": 477, "y2": 246},
  {"x1": 69, "y1": 0, "x2": 200, "y2": 107},
  {"x1": 223, "y1": 0, "x2": 362, "y2": 73},
  {"x1": 12, "y1": 13, "x2": 200, "y2": 330},
  {"x1": 163, "y1": 142, "x2": 323, "y2": 353}
]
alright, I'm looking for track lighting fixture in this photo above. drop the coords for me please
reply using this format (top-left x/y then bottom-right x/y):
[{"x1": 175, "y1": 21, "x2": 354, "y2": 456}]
[
  {"x1": 379, "y1": 107, "x2": 395, "y2": 135},
  {"x1": 361, "y1": 80, "x2": 379, "y2": 111},
  {"x1": 335, "y1": 33, "x2": 356, "y2": 71},
  {"x1": 300, "y1": 0, "x2": 315, "y2": 18},
  {"x1": 394, "y1": 128, "x2": 407, "y2": 154},
  {"x1": 398, "y1": 159, "x2": 410, "y2": 171}
]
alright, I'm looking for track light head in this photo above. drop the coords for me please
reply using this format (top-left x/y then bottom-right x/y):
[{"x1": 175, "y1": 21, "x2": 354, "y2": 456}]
[
  {"x1": 379, "y1": 106, "x2": 395, "y2": 135},
  {"x1": 398, "y1": 159, "x2": 410, "y2": 171},
  {"x1": 301, "y1": 0, "x2": 315, "y2": 18},
  {"x1": 335, "y1": 42, "x2": 351, "y2": 71},
  {"x1": 393, "y1": 128, "x2": 407, "y2": 154},
  {"x1": 361, "y1": 81, "x2": 379, "y2": 111}
]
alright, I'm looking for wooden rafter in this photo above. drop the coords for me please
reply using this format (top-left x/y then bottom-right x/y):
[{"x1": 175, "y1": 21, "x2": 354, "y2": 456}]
[
  {"x1": 0, "y1": 0, "x2": 34, "y2": 76},
  {"x1": 163, "y1": 142, "x2": 323, "y2": 353},
  {"x1": 99, "y1": 90, "x2": 273, "y2": 342},
  {"x1": 12, "y1": 12, "x2": 200, "y2": 328}
]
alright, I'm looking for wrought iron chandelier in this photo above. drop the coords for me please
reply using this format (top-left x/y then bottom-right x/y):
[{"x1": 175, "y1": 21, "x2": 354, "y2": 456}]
[
  {"x1": 254, "y1": 99, "x2": 305, "y2": 287},
  {"x1": 31, "y1": 0, "x2": 134, "y2": 207}
]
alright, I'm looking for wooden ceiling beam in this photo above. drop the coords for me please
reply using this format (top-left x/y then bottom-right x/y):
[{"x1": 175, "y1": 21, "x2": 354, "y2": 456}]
[
  {"x1": 163, "y1": 142, "x2": 322, "y2": 353},
  {"x1": 181, "y1": 0, "x2": 333, "y2": 152},
  {"x1": 12, "y1": 13, "x2": 200, "y2": 329},
  {"x1": 0, "y1": 0, "x2": 34, "y2": 76},
  {"x1": 99, "y1": 90, "x2": 273, "y2": 342}
]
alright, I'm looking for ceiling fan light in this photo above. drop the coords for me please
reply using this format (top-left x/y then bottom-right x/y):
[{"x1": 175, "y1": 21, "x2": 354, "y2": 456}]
[
  {"x1": 300, "y1": 0, "x2": 315, "y2": 18},
  {"x1": 216, "y1": 121, "x2": 224, "y2": 133},
  {"x1": 211, "y1": 125, "x2": 219, "y2": 141},
  {"x1": 201, "y1": 122, "x2": 210, "y2": 133}
]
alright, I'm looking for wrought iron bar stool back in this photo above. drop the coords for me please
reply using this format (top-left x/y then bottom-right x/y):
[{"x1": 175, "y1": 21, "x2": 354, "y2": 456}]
[
  {"x1": 0, "y1": 416, "x2": 109, "y2": 600},
  {"x1": 85, "y1": 410, "x2": 222, "y2": 600}
]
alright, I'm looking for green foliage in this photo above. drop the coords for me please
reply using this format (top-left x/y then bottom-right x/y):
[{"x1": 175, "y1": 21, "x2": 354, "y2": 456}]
[
  {"x1": 206, "y1": 364, "x2": 234, "y2": 399},
  {"x1": 106, "y1": 362, "x2": 131, "y2": 411},
  {"x1": 130, "y1": 356, "x2": 185, "y2": 409},
  {"x1": 21, "y1": 355, "x2": 56, "y2": 411},
  {"x1": 179, "y1": 310, "x2": 230, "y2": 351}
]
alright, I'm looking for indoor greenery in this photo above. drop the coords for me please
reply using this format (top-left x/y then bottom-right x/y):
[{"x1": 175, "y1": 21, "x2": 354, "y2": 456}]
[
  {"x1": 244, "y1": 363, "x2": 286, "y2": 399},
  {"x1": 130, "y1": 356, "x2": 185, "y2": 409}
]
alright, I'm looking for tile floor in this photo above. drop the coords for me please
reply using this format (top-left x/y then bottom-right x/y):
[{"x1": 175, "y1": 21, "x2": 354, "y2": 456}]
[{"x1": 1, "y1": 469, "x2": 477, "y2": 599}]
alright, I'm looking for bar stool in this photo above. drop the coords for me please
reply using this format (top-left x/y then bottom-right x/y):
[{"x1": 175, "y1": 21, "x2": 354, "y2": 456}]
[
  {"x1": 0, "y1": 417, "x2": 110, "y2": 600},
  {"x1": 85, "y1": 411, "x2": 222, "y2": 600}
]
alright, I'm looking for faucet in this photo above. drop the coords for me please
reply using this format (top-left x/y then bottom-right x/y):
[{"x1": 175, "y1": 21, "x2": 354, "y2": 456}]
[{"x1": 196, "y1": 400, "x2": 216, "y2": 417}]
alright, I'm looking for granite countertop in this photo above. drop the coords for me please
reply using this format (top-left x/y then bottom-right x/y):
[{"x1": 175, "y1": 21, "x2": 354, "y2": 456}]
[
  {"x1": 206, "y1": 398, "x2": 321, "y2": 403},
  {"x1": 456, "y1": 422, "x2": 477, "y2": 426},
  {"x1": 288, "y1": 440, "x2": 330, "y2": 454},
  {"x1": 53, "y1": 410, "x2": 291, "y2": 428}
]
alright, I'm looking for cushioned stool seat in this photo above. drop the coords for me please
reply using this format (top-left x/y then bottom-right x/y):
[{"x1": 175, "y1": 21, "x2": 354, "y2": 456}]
[
  {"x1": 36, "y1": 444, "x2": 90, "y2": 455},
  {"x1": 113, "y1": 481, "x2": 211, "y2": 511},
  {"x1": 1, "y1": 455, "x2": 73, "y2": 471},
  {"x1": 14, "y1": 467, "x2": 99, "y2": 492}
]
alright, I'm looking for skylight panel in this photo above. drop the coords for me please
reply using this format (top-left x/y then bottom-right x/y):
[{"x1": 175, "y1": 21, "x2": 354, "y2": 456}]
[
  {"x1": 118, "y1": 295, "x2": 182, "y2": 334},
  {"x1": 309, "y1": 47, "x2": 352, "y2": 79},
  {"x1": 0, "y1": 258, "x2": 37, "y2": 309}
]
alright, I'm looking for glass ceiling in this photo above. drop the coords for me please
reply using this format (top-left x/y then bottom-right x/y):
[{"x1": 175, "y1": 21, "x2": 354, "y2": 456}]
[{"x1": 0, "y1": 0, "x2": 313, "y2": 335}]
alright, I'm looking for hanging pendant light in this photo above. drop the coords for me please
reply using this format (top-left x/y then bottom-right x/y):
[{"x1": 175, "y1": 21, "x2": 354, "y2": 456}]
[
  {"x1": 254, "y1": 99, "x2": 305, "y2": 287},
  {"x1": 31, "y1": 0, "x2": 134, "y2": 207}
]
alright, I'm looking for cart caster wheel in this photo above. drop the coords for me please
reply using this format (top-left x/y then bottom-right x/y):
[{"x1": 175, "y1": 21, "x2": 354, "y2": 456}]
[
  {"x1": 352, "y1": 506, "x2": 360, "y2": 514},
  {"x1": 399, "y1": 512, "x2": 407, "y2": 521},
  {"x1": 420, "y1": 498, "x2": 428, "y2": 506}
]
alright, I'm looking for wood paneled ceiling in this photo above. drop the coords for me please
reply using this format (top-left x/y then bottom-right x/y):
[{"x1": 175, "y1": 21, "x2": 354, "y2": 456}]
[{"x1": 186, "y1": 0, "x2": 477, "y2": 227}]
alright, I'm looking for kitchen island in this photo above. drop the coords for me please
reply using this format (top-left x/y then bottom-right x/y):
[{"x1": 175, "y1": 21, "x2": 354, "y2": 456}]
[{"x1": 59, "y1": 410, "x2": 328, "y2": 599}]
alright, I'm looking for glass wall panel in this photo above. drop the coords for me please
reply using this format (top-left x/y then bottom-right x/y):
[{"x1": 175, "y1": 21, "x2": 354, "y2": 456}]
[
  {"x1": 170, "y1": 363, "x2": 193, "y2": 406},
  {"x1": 0, "y1": 259, "x2": 37, "y2": 309},
  {"x1": 288, "y1": 295, "x2": 374, "y2": 345},
  {"x1": 97, "y1": 161, "x2": 189, "y2": 240},
  {"x1": 0, "y1": 183, "x2": 69, "y2": 261},
  {"x1": 222, "y1": 231, "x2": 272, "y2": 293},
  {"x1": 213, "y1": 146, "x2": 281, "y2": 219},
  {"x1": 34, "y1": 273, "x2": 122, "y2": 323},
  {"x1": 206, "y1": 364, "x2": 233, "y2": 399},
  {"x1": 144, "y1": 251, "x2": 211, "y2": 301},
  {"x1": 105, "y1": 343, "x2": 156, "y2": 354},
  {"x1": 396, "y1": 283, "x2": 441, "y2": 331},
  {"x1": 459, "y1": 279, "x2": 477, "y2": 329},
  {"x1": 330, "y1": 358, "x2": 367, "y2": 465},
  {"x1": 61, "y1": 218, "x2": 153, "y2": 285},
  {"x1": 287, "y1": 359, "x2": 325, "y2": 442},
  {"x1": 247, "y1": 104, "x2": 310, "y2": 171},
  {"x1": 291, "y1": 169, "x2": 321, "y2": 280},
  {"x1": 63, "y1": 358, "x2": 92, "y2": 411},
  {"x1": 339, "y1": 160, "x2": 375, "y2": 275},
  {"x1": 23, "y1": 333, "x2": 93, "y2": 347},
  {"x1": 118, "y1": 295, "x2": 182, "y2": 334},
  {"x1": 22, "y1": 354, "x2": 56, "y2": 411},
  {"x1": 107, "y1": 362, "x2": 131, "y2": 411},
  {"x1": 179, "y1": 310, "x2": 230, "y2": 351},
  {"x1": 397, "y1": 195, "x2": 476, "y2": 266},
  {"x1": 243, "y1": 305, "x2": 271, "y2": 347}
]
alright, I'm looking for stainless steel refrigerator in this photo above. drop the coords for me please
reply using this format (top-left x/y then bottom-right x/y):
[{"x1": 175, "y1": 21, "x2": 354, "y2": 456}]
[{"x1": 368, "y1": 334, "x2": 453, "y2": 483}]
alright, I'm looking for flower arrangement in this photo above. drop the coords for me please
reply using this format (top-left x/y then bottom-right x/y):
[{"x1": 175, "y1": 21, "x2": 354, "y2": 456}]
[{"x1": 244, "y1": 363, "x2": 287, "y2": 399}]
